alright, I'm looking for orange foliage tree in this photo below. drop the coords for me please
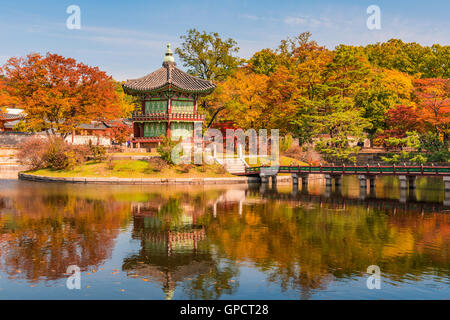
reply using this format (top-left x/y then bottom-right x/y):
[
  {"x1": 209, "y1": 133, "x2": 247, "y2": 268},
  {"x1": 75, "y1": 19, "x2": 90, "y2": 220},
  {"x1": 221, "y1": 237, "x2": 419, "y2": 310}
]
[
  {"x1": 2, "y1": 53, "x2": 121, "y2": 136},
  {"x1": 414, "y1": 78, "x2": 450, "y2": 141},
  {"x1": 109, "y1": 123, "x2": 133, "y2": 144},
  {"x1": 0, "y1": 72, "x2": 12, "y2": 115}
]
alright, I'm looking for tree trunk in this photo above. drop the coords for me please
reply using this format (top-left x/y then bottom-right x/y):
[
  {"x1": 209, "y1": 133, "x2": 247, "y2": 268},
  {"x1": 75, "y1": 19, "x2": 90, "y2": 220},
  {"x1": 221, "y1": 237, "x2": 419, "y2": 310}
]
[{"x1": 206, "y1": 106, "x2": 226, "y2": 129}]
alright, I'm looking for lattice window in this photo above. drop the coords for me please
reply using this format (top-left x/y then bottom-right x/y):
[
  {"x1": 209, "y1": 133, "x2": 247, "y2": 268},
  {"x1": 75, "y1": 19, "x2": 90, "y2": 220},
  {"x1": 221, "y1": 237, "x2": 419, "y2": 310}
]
[
  {"x1": 145, "y1": 100, "x2": 167, "y2": 113},
  {"x1": 171, "y1": 100, "x2": 194, "y2": 113},
  {"x1": 144, "y1": 122, "x2": 167, "y2": 137},
  {"x1": 171, "y1": 122, "x2": 193, "y2": 140}
]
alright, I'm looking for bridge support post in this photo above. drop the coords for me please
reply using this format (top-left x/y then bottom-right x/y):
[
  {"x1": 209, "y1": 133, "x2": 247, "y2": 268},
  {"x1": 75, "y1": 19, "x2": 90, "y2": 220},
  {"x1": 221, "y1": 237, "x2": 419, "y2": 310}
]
[
  {"x1": 408, "y1": 176, "x2": 416, "y2": 189},
  {"x1": 334, "y1": 175, "x2": 342, "y2": 187},
  {"x1": 444, "y1": 191, "x2": 450, "y2": 207},
  {"x1": 358, "y1": 175, "x2": 367, "y2": 189},
  {"x1": 291, "y1": 174, "x2": 299, "y2": 193},
  {"x1": 325, "y1": 184, "x2": 332, "y2": 197},
  {"x1": 400, "y1": 188, "x2": 407, "y2": 203},
  {"x1": 260, "y1": 174, "x2": 269, "y2": 184},
  {"x1": 398, "y1": 175, "x2": 408, "y2": 189},
  {"x1": 325, "y1": 174, "x2": 332, "y2": 187},
  {"x1": 443, "y1": 176, "x2": 450, "y2": 191},
  {"x1": 369, "y1": 176, "x2": 376, "y2": 189},
  {"x1": 300, "y1": 174, "x2": 309, "y2": 193},
  {"x1": 358, "y1": 175, "x2": 367, "y2": 200},
  {"x1": 271, "y1": 175, "x2": 278, "y2": 187}
]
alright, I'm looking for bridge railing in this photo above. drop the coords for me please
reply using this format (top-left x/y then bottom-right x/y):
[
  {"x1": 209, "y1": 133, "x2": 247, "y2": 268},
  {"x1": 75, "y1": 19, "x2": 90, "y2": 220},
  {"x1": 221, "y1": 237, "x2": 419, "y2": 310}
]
[{"x1": 245, "y1": 165, "x2": 450, "y2": 175}]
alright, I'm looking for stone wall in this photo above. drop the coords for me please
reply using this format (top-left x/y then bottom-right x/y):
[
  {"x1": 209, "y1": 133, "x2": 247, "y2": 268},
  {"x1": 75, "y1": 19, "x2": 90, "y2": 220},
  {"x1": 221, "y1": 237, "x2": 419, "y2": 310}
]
[
  {"x1": 0, "y1": 132, "x2": 36, "y2": 147},
  {"x1": 18, "y1": 173, "x2": 293, "y2": 185},
  {"x1": 0, "y1": 132, "x2": 112, "y2": 147}
]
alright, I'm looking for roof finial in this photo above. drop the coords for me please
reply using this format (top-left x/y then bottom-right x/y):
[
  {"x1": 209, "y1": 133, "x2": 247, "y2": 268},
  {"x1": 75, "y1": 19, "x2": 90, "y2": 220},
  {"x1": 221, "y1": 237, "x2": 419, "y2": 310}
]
[{"x1": 163, "y1": 43, "x2": 175, "y2": 63}]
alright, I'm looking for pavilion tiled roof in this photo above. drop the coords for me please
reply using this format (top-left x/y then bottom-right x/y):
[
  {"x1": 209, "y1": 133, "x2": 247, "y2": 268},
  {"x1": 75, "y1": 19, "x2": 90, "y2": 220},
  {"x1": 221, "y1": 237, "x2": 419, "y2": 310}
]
[{"x1": 123, "y1": 61, "x2": 216, "y2": 95}]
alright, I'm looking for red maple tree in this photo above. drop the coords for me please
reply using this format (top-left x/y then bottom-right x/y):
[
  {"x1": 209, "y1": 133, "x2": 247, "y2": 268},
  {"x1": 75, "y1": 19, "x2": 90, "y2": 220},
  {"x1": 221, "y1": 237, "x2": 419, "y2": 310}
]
[
  {"x1": 414, "y1": 78, "x2": 450, "y2": 139},
  {"x1": 2, "y1": 53, "x2": 121, "y2": 136}
]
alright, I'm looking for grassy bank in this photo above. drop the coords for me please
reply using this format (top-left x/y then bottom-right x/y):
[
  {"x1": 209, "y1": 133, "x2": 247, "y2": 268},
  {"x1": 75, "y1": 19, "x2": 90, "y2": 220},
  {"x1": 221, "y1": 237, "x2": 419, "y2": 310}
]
[
  {"x1": 26, "y1": 159, "x2": 236, "y2": 178},
  {"x1": 246, "y1": 155, "x2": 308, "y2": 167}
]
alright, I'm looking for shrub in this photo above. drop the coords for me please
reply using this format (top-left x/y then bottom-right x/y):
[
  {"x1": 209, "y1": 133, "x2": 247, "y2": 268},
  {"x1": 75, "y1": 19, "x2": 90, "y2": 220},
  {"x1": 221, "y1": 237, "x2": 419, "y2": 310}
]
[
  {"x1": 72, "y1": 144, "x2": 90, "y2": 163},
  {"x1": 196, "y1": 164, "x2": 207, "y2": 173},
  {"x1": 157, "y1": 136, "x2": 179, "y2": 165},
  {"x1": 17, "y1": 136, "x2": 48, "y2": 169},
  {"x1": 284, "y1": 145, "x2": 322, "y2": 164},
  {"x1": 18, "y1": 136, "x2": 89, "y2": 170},
  {"x1": 106, "y1": 155, "x2": 114, "y2": 170},
  {"x1": 175, "y1": 164, "x2": 192, "y2": 174},
  {"x1": 88, "y1": 140, "x2": 107, "y2": 162},
  {"x1": 43, "y1": 137, "x2": 73, "y2": 170},
  {"x1": 212, "y1": 164, "x2": 226, "y2": 175},
  {"x1": 148, "y1": 157, "x2": 169, "y2": 172}
]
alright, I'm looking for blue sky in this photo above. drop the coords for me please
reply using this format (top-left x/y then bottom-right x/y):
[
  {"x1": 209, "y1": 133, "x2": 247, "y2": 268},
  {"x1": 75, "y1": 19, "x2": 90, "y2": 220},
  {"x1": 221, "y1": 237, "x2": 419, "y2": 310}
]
[{"x1": 0, "y1": 0, "x2": 448, "y2": 80}]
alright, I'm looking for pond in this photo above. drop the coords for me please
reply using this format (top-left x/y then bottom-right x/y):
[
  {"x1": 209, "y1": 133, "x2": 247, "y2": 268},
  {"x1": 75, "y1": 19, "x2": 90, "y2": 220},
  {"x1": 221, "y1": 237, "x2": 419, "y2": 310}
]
[{"x1": 0, "y1": 176, "x2": 448, "y2": 299}]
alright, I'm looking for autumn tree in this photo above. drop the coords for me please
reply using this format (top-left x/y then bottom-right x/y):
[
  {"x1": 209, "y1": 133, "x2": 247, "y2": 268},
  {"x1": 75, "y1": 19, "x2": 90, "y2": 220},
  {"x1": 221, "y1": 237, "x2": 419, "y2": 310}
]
[
  {"x1": 210, "y1": 69, "x2": 270, "y2": 130},
  {"x1": 0, "y1": 73, "x2": 12, "y2": 116},
  {"x1": 3, "y1": 53, "x2": 121, "y2": 136},
  {"x1": 357, "y1": 69, "x2": 415, "y2": 145},
  {"x1": 414, "y1": 78, "x2": 450, "y2": 141},
  {"x1": 114, "y1": 81, "x2": 140, "y2": 117},
  {"x1": 109, "y1": 123, "x2": 133, "y2": 145},
  {"x1": 383, "y1": 105, "x2": 423, "y2": 138}
]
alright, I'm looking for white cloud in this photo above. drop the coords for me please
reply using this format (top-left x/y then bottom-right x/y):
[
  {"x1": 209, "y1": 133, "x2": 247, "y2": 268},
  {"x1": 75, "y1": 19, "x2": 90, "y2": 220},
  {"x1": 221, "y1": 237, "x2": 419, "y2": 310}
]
[
  {"x1": 239, "y1": 14, "x2": 260, "y2": 21},
  {"x1": 284, "y1": 16, "x2": 308, "y2": 25}
]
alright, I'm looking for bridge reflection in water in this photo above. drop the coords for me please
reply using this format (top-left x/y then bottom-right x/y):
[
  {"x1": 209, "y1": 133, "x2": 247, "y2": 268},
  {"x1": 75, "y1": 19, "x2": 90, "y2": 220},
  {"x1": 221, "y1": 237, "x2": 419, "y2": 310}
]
[
  {"x1": 253, "y1": 177, "x2": 450, "y2": 212},
  {"x1": 244, "y1": 165, "x2": 450, "y2": 206}
]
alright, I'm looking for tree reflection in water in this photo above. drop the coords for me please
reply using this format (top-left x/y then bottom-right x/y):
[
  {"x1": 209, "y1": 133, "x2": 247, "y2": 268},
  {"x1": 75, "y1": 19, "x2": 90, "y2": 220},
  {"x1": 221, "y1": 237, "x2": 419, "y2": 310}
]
[
  {"x1": 0, "y1": 186, "x2": 131, "y2": 282},
  {"x1": 0, "y1": 181, "x2": 448, "y2": 299}
]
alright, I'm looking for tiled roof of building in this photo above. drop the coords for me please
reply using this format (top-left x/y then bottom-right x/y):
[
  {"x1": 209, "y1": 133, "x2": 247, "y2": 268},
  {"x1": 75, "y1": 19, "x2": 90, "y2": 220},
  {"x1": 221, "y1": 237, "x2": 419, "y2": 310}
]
[
  {"x1": 123, "y1": 44, "x2": 216, "y2": 95},
  {"x1": 0, "y1": 113, "x2": 23, "y2": 121}
]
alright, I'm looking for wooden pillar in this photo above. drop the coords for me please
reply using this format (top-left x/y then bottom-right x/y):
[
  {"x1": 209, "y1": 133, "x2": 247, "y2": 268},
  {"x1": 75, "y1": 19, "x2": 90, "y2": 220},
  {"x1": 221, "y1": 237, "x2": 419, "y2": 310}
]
[
  {"x1": 167, "y1": 121, "x2": 171, "y2": 139},
  {"x1": 140, "y1": 123, "x2": 144, "y2": 138},
  {"x1": 133, "y1": 122, "x2": 140, "y2": 137}
]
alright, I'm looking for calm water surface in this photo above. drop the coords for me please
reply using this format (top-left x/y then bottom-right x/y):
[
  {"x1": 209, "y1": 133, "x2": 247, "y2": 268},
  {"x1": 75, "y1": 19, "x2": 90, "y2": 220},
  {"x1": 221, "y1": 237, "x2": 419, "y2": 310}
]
[{"x1": 0, "y1": 175, "x2": 448, "y2": 299}]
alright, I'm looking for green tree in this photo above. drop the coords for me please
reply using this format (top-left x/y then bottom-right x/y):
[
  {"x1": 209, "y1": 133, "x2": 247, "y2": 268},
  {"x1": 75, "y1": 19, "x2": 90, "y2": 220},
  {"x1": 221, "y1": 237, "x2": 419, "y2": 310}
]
[
  {"x1": 175, "y1": 29, "x2": 243, "y2": 81},
  {"x1": 248, "y1": 48, "x2": 279, "y2": 76},
  {"x1": 312, "y1": 110, "x2": 372, "y2": 163}
]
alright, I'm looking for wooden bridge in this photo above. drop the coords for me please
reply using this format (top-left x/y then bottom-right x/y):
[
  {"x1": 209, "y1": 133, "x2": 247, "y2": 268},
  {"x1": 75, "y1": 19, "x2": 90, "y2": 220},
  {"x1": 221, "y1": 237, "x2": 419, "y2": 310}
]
[{"x1": 238, "y1": 164, "x2": 450, "y2": 191}]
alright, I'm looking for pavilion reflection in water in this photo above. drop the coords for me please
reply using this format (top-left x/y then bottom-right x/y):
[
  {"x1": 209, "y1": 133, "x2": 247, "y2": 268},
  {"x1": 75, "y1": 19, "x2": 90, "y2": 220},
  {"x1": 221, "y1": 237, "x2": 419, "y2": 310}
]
[{"x1": 123, "y1": 201, "x2": 214, "y2": 300}]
